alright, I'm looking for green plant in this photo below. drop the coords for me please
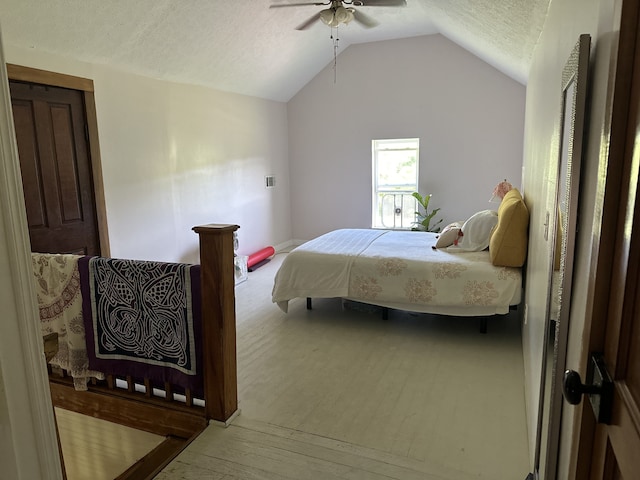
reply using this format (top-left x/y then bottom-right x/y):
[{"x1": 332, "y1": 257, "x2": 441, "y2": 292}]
[{"x1": 411, "y1": 192, "x2": 443, "y2": 232}]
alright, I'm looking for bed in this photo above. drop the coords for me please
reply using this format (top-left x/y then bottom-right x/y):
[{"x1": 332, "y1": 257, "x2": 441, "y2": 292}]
[{"x1": 273, "y1": 188, "x2": 529, "y2": 331}]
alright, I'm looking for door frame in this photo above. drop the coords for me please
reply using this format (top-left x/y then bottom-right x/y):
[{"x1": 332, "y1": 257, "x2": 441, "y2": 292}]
[
  {"x1": 0, "y1": 39, "x2": 63, "y2": 478},
  {"x1": 7, "y1": 64, "x2": 110, "y2": 256},
  {"x1": 568, "y1": 0, "x2": 640, "y2": 477}
]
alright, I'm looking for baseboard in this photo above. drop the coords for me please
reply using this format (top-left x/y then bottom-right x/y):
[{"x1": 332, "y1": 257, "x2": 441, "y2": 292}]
[{"x1": 209, "y1": 408, "x2": 241, "y2": 428}]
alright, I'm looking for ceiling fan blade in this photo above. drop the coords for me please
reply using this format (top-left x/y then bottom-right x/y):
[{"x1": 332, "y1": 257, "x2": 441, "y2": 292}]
[
  {"x1": 269, "y1": 2, "x2": 328, "y2": 7},
  {"x1": 353, "y1": 9, "x2": 379, "y2": 28},
  {"x1": 296, "y1": 11, "x2": 323, "y2": 30},
  {"x1": 355, "y1": 0, "x2": 407, "y2": 6}
]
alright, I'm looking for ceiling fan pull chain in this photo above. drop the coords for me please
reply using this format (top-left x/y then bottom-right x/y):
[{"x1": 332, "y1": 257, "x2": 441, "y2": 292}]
[{"x1": 331, "y1": 26, "x2": 339, "y2": 83}]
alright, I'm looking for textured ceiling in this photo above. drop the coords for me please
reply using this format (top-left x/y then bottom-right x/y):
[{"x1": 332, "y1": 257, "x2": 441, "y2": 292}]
[{"x1": 0, "y1": 0, "x2": 549, "y2": 102}]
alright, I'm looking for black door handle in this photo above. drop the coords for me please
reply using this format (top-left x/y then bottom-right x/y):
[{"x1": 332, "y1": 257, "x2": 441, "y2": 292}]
[
  {"x1": 562, "y1": 353, "x2": 613, "y2": 424},
  {"x1": 562, "y1": 370, "x2": 602, "y2": 404}
]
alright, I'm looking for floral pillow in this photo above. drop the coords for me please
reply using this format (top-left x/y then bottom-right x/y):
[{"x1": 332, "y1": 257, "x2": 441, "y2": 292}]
[
  {"x1": 434, "y1": 221, "x2": 464, "y2": 248},
  {"x1": 449, "y1": 210, "x2": 499, "y2": 252}
]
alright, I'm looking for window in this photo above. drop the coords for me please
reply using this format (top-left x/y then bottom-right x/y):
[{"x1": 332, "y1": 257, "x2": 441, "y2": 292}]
[{"x1": 372, "y1": 138, "x2": 419, "y2": 229}]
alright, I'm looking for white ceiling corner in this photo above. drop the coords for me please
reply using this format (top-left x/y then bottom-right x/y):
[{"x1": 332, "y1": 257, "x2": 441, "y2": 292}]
[{"x1": 0, "y1": 0, "x2": 550, "y2": 102}]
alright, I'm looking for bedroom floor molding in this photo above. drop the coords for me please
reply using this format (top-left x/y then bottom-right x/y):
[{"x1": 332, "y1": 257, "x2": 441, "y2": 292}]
[{"x1": 159, "y1": 251, "x2": 530, "y2": 479}]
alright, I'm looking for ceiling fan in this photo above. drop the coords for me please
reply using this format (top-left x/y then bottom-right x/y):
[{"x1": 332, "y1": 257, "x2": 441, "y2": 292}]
[{"x1": 270, "y1": 0, "x2": 407, "y2": 31}]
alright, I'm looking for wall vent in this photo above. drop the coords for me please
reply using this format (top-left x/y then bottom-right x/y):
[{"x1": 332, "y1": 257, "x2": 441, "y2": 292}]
[{"x1": 265, "y1": 175, "x2": 276, "y2": 188}]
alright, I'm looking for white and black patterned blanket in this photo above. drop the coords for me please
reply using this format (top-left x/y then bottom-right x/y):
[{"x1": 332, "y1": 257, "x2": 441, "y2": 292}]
[{"x1": 79, "y1": 256, "x2": 203, "y2": 394}]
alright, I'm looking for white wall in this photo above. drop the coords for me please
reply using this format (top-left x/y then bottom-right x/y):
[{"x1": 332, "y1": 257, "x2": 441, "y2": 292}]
[
  {"x1": 287, "y1": 34, "x2": 526, "y2": 241},
  {"x1": 4, "y1": 46, "x2": 292, "y2": 262},
  {"x1": 521, "y1": 0, "x2": 613, "y2": 473}
]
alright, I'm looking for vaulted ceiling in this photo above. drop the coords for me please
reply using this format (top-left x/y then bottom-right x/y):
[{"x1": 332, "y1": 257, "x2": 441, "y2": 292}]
[{"x1": 0, "y1": 0, "x2": 549, "y2": 102}]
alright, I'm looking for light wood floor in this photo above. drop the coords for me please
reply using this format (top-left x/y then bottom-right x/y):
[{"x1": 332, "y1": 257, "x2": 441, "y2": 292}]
[
  {"x1": 55, "y1": 407, "x2": 165, "y2": 479},
  {"x1": 156, "y1": 252, "x2": 531, "y2": 479}
]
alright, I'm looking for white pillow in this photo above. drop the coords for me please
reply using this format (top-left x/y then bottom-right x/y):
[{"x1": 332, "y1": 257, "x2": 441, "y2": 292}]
[{"x1": 450, "y1": 210, "x2": 498, "y2": 251}]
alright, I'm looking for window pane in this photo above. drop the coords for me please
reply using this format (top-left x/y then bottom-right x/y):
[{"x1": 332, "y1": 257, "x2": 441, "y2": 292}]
[
  {"x1": 377, "y1": 151, "x2": 417, "y2": 188},
  {"x1": 377, "y1": 193, "x2": 418, "y2": 229}
]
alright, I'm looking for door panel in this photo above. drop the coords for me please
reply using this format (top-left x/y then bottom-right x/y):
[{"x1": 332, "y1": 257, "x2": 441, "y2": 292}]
[
  {"x1": 625, "y1": 301, "x2": 640, "y2": 399},
  {"x1": 603, "y1": 441, "x2": 622, "y2": 480},
  {"x1": 9, "y1": 80, "x2": 100, "y2": 256},
  {"x1": 11, "y1": 99, "x2": 46, "y2": 228},
  {"x1": 51, "y1": 103, "x2": 84, "y2": 222}
]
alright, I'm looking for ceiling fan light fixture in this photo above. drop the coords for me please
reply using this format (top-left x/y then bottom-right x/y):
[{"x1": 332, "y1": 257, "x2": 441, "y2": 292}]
[
  {"x1": 335, "y1": 6, "x2": 354, "y2": 24},
  {"x1": 319, "y1": 8, "x2": 339, "y2": 27},
  {"x1": 320, "y1": 6, "x2": 355, "y2": 27}
]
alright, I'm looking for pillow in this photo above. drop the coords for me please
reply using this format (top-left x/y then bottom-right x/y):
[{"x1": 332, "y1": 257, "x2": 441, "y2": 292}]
[
  {"x1": 450, "y1": 210, "x2": 498, "y2": 251},
  {"x1": 489, "y1": 188, "x2": 529, "y2": 267},
  {"x1": 434, "y1": 221, "x2": 463, "y2": 248}
]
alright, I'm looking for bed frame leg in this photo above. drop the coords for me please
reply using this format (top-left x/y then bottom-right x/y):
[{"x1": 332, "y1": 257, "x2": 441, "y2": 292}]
[
  {"x1": 307, "y1": 297, "x2": 312, "y2": 310},
  {"x1": 480, "y1": 317, "x2": 488, "y2": 334},
  {"x1": 382, "y1": 307, "x2": 389, "y2": 320}
]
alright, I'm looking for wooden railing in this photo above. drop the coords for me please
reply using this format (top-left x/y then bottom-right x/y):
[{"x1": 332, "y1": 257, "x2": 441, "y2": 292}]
[{"x1": 48, "y1": 224, "x2": 239, "y2": 441}]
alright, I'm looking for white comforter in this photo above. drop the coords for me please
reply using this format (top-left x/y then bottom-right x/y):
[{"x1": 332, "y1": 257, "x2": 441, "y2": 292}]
[{"x1": 272, "y1": 229, "x2": 522, "y2": 316}]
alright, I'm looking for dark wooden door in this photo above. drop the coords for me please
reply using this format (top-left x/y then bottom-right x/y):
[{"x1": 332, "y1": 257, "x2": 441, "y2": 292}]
[
  {"x1": 10, "y1": 80, "x2": 100, "y2": 255},
  {"x1": 587, "y1": 100, "x2": 640, "y2": 477},
  {"x1": 574, "y1": 0, "x2": 640, "y2": 476}
]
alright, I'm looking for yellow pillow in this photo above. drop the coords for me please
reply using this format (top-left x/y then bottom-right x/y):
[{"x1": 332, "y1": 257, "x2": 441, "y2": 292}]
[{"x1": 489, "y1": 188, "x2": 529, "y2": 267}]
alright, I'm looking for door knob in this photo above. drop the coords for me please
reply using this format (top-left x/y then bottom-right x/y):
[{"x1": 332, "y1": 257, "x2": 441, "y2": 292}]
[
  {"x1": 562, "y1": 370, "x2": 601, "y2": 404},
  {"x1": 562, "y1": 353, "x2": 613, "y2": 424}
]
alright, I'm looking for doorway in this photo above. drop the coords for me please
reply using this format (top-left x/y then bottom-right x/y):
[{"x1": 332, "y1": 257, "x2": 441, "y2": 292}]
[{"x1": 7, "y1": 64, "x2": 109, "y2": 256}]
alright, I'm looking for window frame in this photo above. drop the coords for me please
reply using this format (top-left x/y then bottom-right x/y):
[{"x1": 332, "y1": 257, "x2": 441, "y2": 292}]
[{"x1": 371, "y1": 138, "x2": 420, "y2": 229}]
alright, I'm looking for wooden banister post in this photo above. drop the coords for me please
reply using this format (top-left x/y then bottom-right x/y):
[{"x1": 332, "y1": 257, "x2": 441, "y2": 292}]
[{"x1": 192, "y1": 223, "x2": 239, "y2": 422}]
